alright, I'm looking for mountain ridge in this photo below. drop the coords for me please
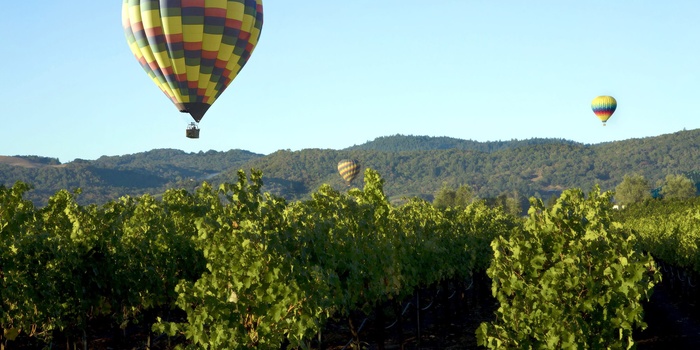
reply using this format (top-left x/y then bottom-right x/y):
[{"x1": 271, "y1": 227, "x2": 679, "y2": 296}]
[{"x1": 2, "y1": 129, "x2": 699, "y2": 206}]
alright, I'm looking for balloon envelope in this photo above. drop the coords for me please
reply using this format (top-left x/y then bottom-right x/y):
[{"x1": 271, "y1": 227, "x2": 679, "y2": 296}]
[
  {"x1": 591, "y1": 96, "x2": 617, "y2": 124},
  {"x1": 337, "y1": 159, "x2": 361, "y2": 183},
  {"x1": 122, "y1": 0, "x2": 264, "y2": 122}
]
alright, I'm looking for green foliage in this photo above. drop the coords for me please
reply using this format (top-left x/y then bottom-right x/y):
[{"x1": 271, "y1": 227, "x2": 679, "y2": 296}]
[
  {"x1": 2, "y1": 168, "x2": 685, "y2": 349},
  {"x1": 619, "y1": 197, "x2": 700, "y2": 273},
  {"x1": 5, "y1": 130, "x2": 700, "y2": 207},
  {"x1": 345, "y1": 134, "x2": 580, "y2": 152},
  {"x1": 154, "y1": 170, "x2": 330, "y2": 348},
  {"x1": 238, "y1": 130, "x2": 700, "y2": 203},
  {"x1": 0, "y1": 149, "x2": 262, "y2": 206},
  {"x1": 483, "y1": 191, "x2": 524, "y2": 217},
  {"x1": 153, "y1": 168, "x2": 517, "y2": 349},
  {"x1": 432, "y1": 183, "x2": 474, "y2": 209},
  {"x1": 660, "y1": 174, "x2": 696, "y2": 199},
  {"x1": 0, "y1": 182, "x2": 38, "y2": 340},
  {"x1": 0, "y1": 181, "x2": 206, "y2": 345},
  {"x1": 477, "y1": 187, "x2": 660, "y2": 349},
  {"x1": 615, "y1": 174, "x2": 652, "y2": 206}
]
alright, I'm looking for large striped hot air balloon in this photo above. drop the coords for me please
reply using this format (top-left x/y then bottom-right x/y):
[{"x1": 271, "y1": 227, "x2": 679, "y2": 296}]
[
  {"x1": 337, "y1": 159, "x2": 361, "y2": 184},
  {"x1": 591, "y1": 96, "x2": 617, "y2": 126},
  {"x1": 122, "y1": 0, "x2": 264, "y2": 138}
]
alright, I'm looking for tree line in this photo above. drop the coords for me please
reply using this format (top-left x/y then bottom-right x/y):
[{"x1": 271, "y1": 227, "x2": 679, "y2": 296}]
[{"x1": 2, "y1": 129, "x2": 700, "y2": 206}]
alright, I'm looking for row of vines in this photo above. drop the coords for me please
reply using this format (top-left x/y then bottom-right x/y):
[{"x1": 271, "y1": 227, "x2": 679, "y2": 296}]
[
  {"x1": 619, "y1": 197, "x2": 700, "y2": 274},
  {"x1": 1, "y1": 169, "x2": 666, "y2": 349},
  {"x1": 1, "y1": 169, "x2": 513, "y2": 349},
  {"x1": 618, "y1": 198, "x2": 700, "y2": 312}
]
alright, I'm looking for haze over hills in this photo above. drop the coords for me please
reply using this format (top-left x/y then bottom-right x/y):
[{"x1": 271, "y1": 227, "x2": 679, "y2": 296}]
[{"x1": 2, "y1": 129, "x2": 699, "y2": 206}]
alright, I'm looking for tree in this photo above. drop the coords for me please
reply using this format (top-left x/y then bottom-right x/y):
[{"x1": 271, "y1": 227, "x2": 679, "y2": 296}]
[
  {"x1": 660, "y1": 174, "x2": 696, "y2": 199},
  {"x1": 483, "y1": 191, "x2": 523, "y2": 217},
  {"x1": 454, "y1": 184, "x2": 474, "y2": 208},
  {"x1": 614, "y1": 174, "x2": 651, "y2": 206},
  {"x1": 504, "y1": 195, "x2": 522, "y2": 217},
  {"x1": 432, "y1": 185, "x2": 455, "y2": 209},
  {"x1": 433, "y1": 184, "x2": 473, "y2": 209}
]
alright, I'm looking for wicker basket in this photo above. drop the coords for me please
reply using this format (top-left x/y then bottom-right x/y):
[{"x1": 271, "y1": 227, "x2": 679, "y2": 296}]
[{"x1": 186, "y1": 127, "x2": 200, "y2": 139}]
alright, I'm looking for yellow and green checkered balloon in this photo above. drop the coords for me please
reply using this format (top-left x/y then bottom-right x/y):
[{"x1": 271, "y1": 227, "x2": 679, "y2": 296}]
[
  {"x1": 122, "y1": 0, "x2": 263, "y2": 123},
  {"x1": 337, "y1": 159, "x2": 361, "y2": 184}
]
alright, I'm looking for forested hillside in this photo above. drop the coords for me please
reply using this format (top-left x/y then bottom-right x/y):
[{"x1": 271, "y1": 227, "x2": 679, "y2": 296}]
[
  {"x1": 1, "y1": 129, "x2": 699, "y2": 206},
  {"x1": 214, "y1": 129, "x2": 700, "y2": 203},
  {"x1": 345, "y1": 134, "x2": 580, "y2": 152},
  {"x1": 0, "y1": 149, "x2": 262, "y2": 205}
]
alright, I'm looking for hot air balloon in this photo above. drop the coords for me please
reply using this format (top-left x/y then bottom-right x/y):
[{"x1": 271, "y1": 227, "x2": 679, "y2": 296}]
[
  {"x1": 337, "y1": 159, "x2": 361, "y2": 184},
  {"x1": 122, "y1": 0, "x2": 264, "y2": 138},
  {"x1": 591, "y1": 96, "x2": 617, "y2": 126}
]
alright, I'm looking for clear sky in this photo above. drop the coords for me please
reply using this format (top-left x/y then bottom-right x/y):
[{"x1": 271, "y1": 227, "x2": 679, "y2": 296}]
[{"x1": 2, "y1": 1, "x2": 698, "y2": 163}]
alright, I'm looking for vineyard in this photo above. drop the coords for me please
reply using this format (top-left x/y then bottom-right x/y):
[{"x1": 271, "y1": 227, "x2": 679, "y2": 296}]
[{"x1": 1, "y1": 169, "x2": 699, "y2": 349}]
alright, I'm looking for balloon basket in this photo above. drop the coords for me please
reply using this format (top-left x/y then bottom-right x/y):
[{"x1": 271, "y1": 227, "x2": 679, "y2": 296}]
[{"x1": 186, "y1": 123, "x2": 200, "y2": 139}]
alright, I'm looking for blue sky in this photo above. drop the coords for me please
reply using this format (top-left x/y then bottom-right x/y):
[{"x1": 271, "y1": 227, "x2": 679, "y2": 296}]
[{"x1": 2, "y1": 1, "x2": 698, "y2": 163}]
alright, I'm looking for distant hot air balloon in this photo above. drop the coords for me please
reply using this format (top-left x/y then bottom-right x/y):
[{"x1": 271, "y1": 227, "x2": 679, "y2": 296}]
[
  {"x1": 591, "y1": 96, "x2": 617, "y2": 126},
  {"x1": 337, "y1": 159, "x2": 361, "y2": 184},
  {"x1": 122, "y1": 0, "x2": 264, "y2": 138}
]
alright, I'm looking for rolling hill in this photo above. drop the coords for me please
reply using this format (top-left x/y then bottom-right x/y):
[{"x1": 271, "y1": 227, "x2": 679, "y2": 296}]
[{"x1": 2, "y1": 129, "x2": 699, "y2": 206}]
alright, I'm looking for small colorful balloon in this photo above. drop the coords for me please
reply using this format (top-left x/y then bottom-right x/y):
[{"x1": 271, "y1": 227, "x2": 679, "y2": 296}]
[{"x1": 591, "y1": 95, "x2": 617, "y2": 126}]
